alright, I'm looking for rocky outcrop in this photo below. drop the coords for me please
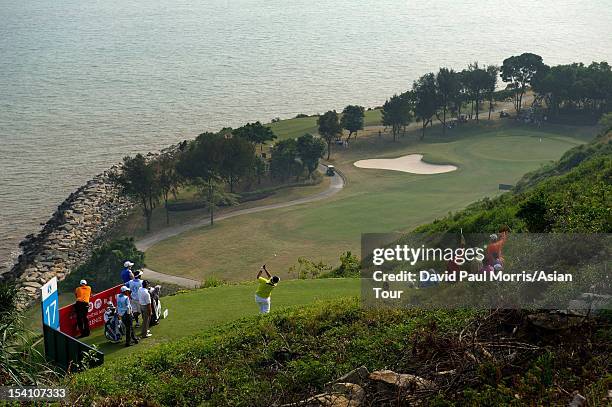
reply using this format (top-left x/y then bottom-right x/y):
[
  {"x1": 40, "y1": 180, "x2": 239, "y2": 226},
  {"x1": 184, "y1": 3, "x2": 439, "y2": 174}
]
[
  {"x1": 1, "y1": 167, "x2": 133, "y2": 308},
  {"x1": 284, "y1": 367, "x2": 436, "y2": 406}
]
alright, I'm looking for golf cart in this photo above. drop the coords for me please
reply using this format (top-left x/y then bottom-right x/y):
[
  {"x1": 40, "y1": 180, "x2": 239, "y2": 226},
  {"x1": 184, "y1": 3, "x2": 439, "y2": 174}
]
[
  {"x1": 499, "y1": 110, "x2": 510, "y2": 118},
  {"x1": 326, "y1": 165, "x2": 335, "y2": 176}
]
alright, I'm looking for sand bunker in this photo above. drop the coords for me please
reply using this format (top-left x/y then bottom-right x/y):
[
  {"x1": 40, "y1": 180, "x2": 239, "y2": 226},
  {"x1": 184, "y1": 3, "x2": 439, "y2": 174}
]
[{"x1": 353, "y1": 154, "x2": 457, "y2": 174}]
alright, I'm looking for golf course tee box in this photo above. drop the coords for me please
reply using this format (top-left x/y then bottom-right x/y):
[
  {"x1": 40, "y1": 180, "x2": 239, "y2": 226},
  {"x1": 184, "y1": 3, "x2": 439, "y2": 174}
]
[{"x1": 353, "y1": 154, "x2": 457, "y2": 174}]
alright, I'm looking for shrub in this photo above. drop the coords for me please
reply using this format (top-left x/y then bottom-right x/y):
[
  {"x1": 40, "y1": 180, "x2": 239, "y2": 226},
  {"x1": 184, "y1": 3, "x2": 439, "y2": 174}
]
[
  {"x1": 321, "y1": 251, "x2": 360, "y2": 278},
  {"x1": 288, "y1": 257, "x2": 332, "y2": 279},
  {"x1": 202, "y1": 276, "x2": 225, "y2": 288},
  {"x1": 0, "y1": 281, "x2": 56, "y2": 385},
  {"x1": 60, "y1": 237, "x2": 144, "y2": 293}
]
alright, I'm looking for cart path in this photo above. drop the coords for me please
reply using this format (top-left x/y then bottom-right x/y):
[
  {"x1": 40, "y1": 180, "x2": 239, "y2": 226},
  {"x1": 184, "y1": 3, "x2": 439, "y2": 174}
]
[{"x1": 136, "y1": 164, "x2": 345, "y2": 287}]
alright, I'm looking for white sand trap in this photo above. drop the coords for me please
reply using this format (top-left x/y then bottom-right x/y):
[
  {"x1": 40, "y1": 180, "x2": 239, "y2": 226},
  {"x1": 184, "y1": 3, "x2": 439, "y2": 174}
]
[{"x1": 354, "y1": 154, "x2": 457, "y2": 175}]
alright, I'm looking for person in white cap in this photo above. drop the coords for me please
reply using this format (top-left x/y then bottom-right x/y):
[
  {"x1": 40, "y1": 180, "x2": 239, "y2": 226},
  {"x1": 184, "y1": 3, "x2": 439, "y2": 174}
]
[
  {"x1": 117, "y1": 285, "x2": 139, "y2": 347},
  {"x1": 74, "y1": 279, "x2": 91, "y2": 338},
  {"x1": 121, "y1": 260, "x2": 135, "y2": 284}
]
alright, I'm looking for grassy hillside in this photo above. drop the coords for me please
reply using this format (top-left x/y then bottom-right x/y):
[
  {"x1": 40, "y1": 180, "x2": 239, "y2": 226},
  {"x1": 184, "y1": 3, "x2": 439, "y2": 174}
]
[
  {"x1": 415, "y1": 131, "x2": 611, "y2": 234},
  {"x1": 145, "y1": 121, "x2": 596, "y2": 281},
  {"x1": 67, "y1": 297, "x2": 611, "y2": 406}
]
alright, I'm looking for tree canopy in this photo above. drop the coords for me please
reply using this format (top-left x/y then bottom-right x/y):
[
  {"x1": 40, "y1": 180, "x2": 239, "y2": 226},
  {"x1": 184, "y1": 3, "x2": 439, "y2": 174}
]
[
  {"x1": 296, "y1": 133, "x2": 326, "y2": 179},
  {"x1": 111, "y1": 153, "x2": 160, "y2": 231},
  {"x1": 317, "y1": 110, "x2": 342, "y2": 159},
  {"x1": 501, "y1": 52, "x2": 548, "y2": 114},
  {"x1": 340, "y1": 105, "x2": 365, "y2": 140},
  {"x1": 413, "y1": 73, "x2": 440, "y2": 139},
  {"x1": 382, "y1": 92, "x2": 412, "y2": 141},
  {"x1": 232, "y1": 121, "x2": 277, "y2": 151}
]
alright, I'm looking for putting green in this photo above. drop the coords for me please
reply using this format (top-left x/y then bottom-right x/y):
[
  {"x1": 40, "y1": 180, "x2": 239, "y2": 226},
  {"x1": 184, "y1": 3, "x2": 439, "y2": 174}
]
[{"x1": 145, "y1": 121, "x2": 596, "y2": 282}]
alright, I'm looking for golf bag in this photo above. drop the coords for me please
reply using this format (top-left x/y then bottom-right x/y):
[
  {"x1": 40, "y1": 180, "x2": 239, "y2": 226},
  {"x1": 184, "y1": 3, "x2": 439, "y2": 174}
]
[
  {"x1": 149, "y1": 285, "x2": 162, "y2": 326},
  {"x1": 103, "y1": 304, "x2": 124, "y2": 343}
]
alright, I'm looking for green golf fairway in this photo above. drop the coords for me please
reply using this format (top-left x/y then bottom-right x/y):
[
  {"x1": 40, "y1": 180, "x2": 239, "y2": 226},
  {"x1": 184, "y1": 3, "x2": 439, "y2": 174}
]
[{"x1": 145, "y1": 121, "x2": 596, "y2": 282}]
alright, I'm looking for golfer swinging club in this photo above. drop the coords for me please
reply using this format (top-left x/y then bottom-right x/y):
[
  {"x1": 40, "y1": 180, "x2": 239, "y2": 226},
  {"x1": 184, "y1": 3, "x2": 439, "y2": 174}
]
[{"x1": 255, "y1": 264, "x2": 280, "y2": 314}]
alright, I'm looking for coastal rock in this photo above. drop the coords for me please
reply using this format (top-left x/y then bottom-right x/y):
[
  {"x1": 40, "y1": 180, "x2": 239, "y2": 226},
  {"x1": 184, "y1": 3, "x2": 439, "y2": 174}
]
[{"x1": 7, "y1": 166, "x2": 136, "y2": 309}]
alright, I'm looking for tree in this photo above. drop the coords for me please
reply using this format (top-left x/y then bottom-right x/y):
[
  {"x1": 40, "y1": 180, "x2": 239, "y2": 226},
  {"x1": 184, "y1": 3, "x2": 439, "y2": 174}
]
[
  {"x1": 533, "y1": 62, "x2": 612, "y2": 118},
  {"x1": 220, "y1": 136, "x2": 256, "y2": 192},
  {"x1": 501, "y1": 53, "x2": 547, "y2": 115},
  {"x1": 382, "y1": 92, "x2": 412, "y2": 141},
  {"x1": 451, "y1": 70, "x2": 469, "y2": 118},
  {"x1": 464, "y1": 62, "x2": 490, "y2": 122},
  {"x1": 176, "y1": 132, "x2": 226, "y2": 225},
  {"x1": 436, "y1": 68, "x2": 460, "y2": 134},
  {"x1": 111, "y1": 154, "x2": 160, "y2": 232},
  {"x1": 296, "y1": 133, "x2": 326, "y2": 179},
  {"x1": 156, "y1": 152, "x2": 182, "y2": 225},
  {"x1": 317, "y1": 110, "x2": 342, "y2": 160},
  {"x1": 253, "y1": 156, "x2": 267, "y2": 185},
  {"x1": 485, "y1": 65, "x2": 499, "y2": 120},
  {"x1": 232, "y1": 121, "x2": 277, "y2": 152},
  {"x1": 340, "y1": 105, "x2": 365, "y2": 140},
  {"x1": 413, "y1": 73, "x2": 440, "y2": 139},
  {"x1": 270, "y1": 138, "x2": 299, "y2": 181}
]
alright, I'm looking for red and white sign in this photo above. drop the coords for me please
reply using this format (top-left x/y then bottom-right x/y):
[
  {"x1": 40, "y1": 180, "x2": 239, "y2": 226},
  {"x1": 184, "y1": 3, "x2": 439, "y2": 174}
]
[{"x1": 59, "y1": 284, "x2": 123, "y2": 337}]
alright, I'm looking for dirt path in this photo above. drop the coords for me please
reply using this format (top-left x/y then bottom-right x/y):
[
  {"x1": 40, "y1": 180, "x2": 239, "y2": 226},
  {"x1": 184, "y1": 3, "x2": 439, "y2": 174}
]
[{"x1": 136, "y1": 164, "x2": 345, "y2": 287}]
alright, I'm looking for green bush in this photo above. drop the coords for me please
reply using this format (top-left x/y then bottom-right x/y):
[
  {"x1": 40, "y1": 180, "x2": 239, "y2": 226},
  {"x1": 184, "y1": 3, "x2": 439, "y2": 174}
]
[
  {"x1": 202, "y1": 276, "x2": 225, "y2": 288},
  {"x1": 59, "y1": 237, "x2": 144, "y2": 293},
  {"x1": 320, "y1": 251, "x2": 361, "y2": 278}
]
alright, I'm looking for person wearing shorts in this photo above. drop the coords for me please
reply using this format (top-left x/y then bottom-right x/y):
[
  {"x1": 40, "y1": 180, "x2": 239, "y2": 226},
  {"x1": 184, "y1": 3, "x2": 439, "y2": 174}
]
[{"x1": 255, "y1": 265, "x2": 279, "y2": 314}]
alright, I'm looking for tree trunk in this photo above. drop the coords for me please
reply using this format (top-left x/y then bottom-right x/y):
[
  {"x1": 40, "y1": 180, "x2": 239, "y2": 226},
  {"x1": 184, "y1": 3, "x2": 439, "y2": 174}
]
[
  {"x1": 209, "y1": 181, "x2": 214, "y2": 226},
  {"x1": 164, "y1": 198, "x2": 169, "y2": 225},
  {"x1": 442, "y1": 105, "x2": 447, "y2": 135},
  {"x1": 327, "y1": 140, "x2": 331, "y2": 160},
  {"x1": 475, "y1": 94, "x2": 480, "y2": 122},
  {"x1": 488, "y1": 97, "x2": 493, "y2": 120}
]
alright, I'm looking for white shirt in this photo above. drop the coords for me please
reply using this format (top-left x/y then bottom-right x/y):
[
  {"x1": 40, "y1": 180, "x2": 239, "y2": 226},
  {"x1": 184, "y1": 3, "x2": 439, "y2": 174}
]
[
  {"x1": 128, "y1": 278, "x2": 142, "y2": 301},
  {"x1": 138, "y1": 287, "x2": 151, "y2": 305}
]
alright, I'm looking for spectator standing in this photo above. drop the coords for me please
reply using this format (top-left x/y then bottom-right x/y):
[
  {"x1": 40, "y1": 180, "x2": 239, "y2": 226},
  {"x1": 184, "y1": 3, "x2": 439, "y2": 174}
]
[
  {"x1": 74, "y1": 279, "x2": 92, "y2": 338},
  {"x1": 138, "y1": 280, "x2": 153, "y2": 338},
  {"x1": 486, "y1": 230, "x2": 508, "y2": 267},
  {"x1": 128, "y1": 271, "x2": 143, "y2": 327},
  {"x1": 121, "y1": 260, "x2": 135, "y2": 283},
  {"x1": 117, "y1": 286, "x2": 138, "y2": 347}
]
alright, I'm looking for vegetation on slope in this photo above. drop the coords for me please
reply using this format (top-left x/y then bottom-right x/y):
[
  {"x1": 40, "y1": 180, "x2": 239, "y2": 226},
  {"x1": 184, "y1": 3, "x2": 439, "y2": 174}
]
[
  {"x1": 415, "y1": 132, "x2": 611, "y2": 235},
  {"x1": 67, "y1": 296, "x2": 611, "y2": 406}
]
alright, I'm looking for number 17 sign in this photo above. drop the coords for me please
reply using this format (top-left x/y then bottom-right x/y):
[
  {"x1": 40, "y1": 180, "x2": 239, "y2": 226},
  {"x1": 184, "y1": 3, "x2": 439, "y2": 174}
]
[{"x1": 41, "y1": 277, "x2": 59, "y2": 329}]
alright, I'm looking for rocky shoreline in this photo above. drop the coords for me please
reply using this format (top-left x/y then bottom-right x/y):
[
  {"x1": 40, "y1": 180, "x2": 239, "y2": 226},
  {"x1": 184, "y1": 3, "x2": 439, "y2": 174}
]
[{"x1": 1, "y1": 167, "x2": 134, "y2": 308}]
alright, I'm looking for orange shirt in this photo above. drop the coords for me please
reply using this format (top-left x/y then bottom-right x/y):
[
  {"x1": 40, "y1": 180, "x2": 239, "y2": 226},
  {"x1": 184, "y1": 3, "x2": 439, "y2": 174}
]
[
  {"x1": 486, "y1": 233, "x2": 507, "y2": 265},
  {"x1": 75, "y1": 285, "x2": 91, "y2": 303}
]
